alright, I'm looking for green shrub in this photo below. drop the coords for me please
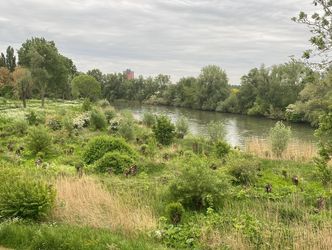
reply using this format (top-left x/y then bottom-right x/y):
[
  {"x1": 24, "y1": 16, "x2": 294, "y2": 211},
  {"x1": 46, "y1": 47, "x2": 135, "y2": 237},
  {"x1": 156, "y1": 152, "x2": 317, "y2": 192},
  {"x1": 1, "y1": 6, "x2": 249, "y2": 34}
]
[
  {"x1": 165, "y1": 202, "x2": 185, "y2": 225},
  {"x1": 214, "y1": 140, "x2": 231, "y2": 159},
  {"x1": 82, "y1": 98, "x2": 92, "y2": 111},
  {"x1": 104, "y1": 107, "x2": 116, "y2": 122},
  {"x1": 0, "y1": 177, "x2": 55, "y2": 220},
  {"x1": 175, "y1": 116, "x2": 189, "y2": 138},
  {"x1": 315, "y1": 157, "x2": 332, "y2": 185},
  {"x1": 12, "y1": 119, "x2": 28, "y2": 136},
  {"x1": 315, "y1": 112, "x2": 332, "y2": 161},
  {"x1": 143, "y1": 112, "x2": 156, "y2": 127},
  {"x1": 153, "y1": 115, "x2": 175, "y2": 146},
  {"x1": 118, "y1": 119, "x2": 135, "y2": 141},
  {"x1": 168, "y1": 160, "x2": 229, "y2": 210},
  {"x1": 26, "y1": 126, "x2": 52, "y2": 156},
  {"x1": 229, "y1": 158, "x2": 260, "y2": 186},
  {"x1": 95, "y1": 151, "x2": 134, "y2": 174},
  {"x1": 25, "y1": 110, "x2": 45, "y2": 126},
  {"x1": 155, "y1": 218, "x2": 200, "y2": 249},
  {"x1": 90, "y1": 109, "x2": 107, "y2": 131},
  {"x1": 207, "y1": 121, "x2": 225, "y2": 142},
  {"x1": 269, "y1": 121, "x2": 292, "y2": 157},
  {"x1": 83, "y1": 136, "x2": 135, "y2": 164}
]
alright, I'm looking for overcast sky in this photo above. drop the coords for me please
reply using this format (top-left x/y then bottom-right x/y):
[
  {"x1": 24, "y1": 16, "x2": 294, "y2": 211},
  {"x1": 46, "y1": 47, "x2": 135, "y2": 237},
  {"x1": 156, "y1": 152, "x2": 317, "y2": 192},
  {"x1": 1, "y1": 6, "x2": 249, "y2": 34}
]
[{"x1": 0, "y1": 0, "x2": 316, "y2": 84}]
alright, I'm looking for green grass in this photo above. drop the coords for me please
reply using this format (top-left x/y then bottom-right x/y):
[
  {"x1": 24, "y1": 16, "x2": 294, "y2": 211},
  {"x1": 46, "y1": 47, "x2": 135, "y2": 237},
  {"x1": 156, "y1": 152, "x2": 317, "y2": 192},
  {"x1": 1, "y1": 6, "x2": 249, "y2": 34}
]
[
  {"x1": 0, "y1": 99, "x2": 331, "y2": 249},
  {"x1": 0, "y1": 222, "x2": 167, "y2": 250}
]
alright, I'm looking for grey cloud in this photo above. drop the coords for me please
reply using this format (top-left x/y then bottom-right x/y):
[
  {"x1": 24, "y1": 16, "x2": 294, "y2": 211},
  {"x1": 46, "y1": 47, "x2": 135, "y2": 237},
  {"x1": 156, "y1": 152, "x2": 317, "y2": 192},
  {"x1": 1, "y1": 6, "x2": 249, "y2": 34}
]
[{"x1": 0, "y1": 0, "x2": 316, "y2": 83}]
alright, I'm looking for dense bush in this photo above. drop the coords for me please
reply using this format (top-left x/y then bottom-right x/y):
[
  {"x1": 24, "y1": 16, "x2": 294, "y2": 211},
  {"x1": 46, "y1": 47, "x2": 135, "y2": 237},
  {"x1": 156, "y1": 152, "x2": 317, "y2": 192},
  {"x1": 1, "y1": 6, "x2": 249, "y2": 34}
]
[
  {"x1": 90, "y1": 109, "x2": 107, "y2": 131},
  {"x1": 143, "y1": 112, "x2": 156, "y2": 127},
  {"x1": 152, "y1": 115, "x2": 175, "y2": 146},
  {"x1": 175, "y1": 116, "x2": 189, "y2": 138},
  {"x1": 26, "y1": 126, "x2": 52, "y2": 156},
  {"x1": 83, "y1": 136, "x2": 135, "y2": 164},
  {"x1": 269, "y1": 121, "x2": 292, "y2": 157},
  {"x1": 214, "y1": 140, "x2": 231, "y2": 159},
  {"x1": 0, "y1": 177, "x2": 55, "y2": 220},
  {"x1": 228, "y1": 157, "x2": 260, "y2": 186},
  {"x1": 165, "y1": 202, "x2": 185, "y2": 225},
  {"x1": 95, "y1": 151, "x2": 134, "y2": 174},
  {"x1": 168, "y1": 160, "x2": 229, "y2": 210}
]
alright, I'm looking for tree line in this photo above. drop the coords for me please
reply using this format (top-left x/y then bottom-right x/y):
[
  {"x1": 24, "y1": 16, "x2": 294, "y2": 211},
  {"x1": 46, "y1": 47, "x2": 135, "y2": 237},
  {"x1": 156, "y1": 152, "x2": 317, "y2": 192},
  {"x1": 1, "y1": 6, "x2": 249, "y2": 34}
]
[
  {"x1": 0, "y1": 38, "x2": 331, "y2": 127},
  {"x1": 0, "y1": 1, "x2": 331, "y2": 126}
]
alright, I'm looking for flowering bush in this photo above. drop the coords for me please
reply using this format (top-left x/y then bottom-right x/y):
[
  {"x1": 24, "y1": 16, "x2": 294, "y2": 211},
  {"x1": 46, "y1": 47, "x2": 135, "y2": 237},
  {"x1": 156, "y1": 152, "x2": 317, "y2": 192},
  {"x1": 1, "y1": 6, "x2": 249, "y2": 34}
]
[{"x1": 73, "y1": 112, "x2": 90, "y2": 129}]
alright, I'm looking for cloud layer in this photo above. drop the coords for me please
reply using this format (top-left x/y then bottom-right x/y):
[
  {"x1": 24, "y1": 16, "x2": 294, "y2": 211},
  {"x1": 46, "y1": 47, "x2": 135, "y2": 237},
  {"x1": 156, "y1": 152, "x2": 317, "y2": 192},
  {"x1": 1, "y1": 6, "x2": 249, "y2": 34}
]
[{"x1": 0, "y1": 0, "x2": 316, "y2": 83}]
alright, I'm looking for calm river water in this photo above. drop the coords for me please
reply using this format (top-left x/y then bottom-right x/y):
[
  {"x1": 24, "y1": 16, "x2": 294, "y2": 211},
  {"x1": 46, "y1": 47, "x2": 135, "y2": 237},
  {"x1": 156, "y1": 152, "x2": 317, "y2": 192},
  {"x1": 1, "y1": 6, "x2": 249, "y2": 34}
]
[{"x1": 112, "y1": 101, "x2": 316, "y2": 147}]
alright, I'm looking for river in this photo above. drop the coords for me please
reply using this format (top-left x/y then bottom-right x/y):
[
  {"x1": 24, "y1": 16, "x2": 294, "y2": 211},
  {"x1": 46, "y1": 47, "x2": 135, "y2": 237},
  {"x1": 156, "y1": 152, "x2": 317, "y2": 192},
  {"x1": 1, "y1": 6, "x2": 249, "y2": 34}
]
[{"x1": 112, "y1": 101, "x2": 316, "y2": 147}]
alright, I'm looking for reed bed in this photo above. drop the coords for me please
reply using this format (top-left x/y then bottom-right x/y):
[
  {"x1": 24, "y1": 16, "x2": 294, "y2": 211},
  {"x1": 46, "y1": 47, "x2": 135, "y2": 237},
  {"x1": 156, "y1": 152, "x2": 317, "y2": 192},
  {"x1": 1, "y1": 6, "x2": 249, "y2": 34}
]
[{"x1": 245, "y1": 137, "x2": 317, "y2": 162}]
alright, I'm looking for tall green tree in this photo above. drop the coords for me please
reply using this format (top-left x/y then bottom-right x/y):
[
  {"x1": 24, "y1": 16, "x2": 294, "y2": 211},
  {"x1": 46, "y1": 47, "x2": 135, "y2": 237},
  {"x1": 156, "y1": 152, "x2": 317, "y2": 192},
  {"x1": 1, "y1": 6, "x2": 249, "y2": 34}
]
[
  {"x1": 0, "y1": 54, "x2": 5, "y2": 68},
  {"x1": 71, "y1": 74, "x2": 101, "y2": 101},
  {"x1": 5, "y1": 46, "x2": 16, "y2": 72},
  {"x1": 0, "y1": 46, "x2": 16, "y2": 72},
  {"x1": 18, "y1": 37, "x2": 73, "y2": 107},
  {"x1": 288, "y1": 69, "x2": 332, "y2": 126},
  {"x1": 197, "y1": 65, "x2": 230, "y2": 110}
]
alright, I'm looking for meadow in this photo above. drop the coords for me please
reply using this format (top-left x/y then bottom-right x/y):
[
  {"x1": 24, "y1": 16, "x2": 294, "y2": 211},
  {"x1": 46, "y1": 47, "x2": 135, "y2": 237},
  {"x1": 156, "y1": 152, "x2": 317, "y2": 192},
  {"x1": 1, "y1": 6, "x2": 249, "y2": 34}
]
[{"x1": 0, "y1": 98, "x2": 331, "y2": 250}]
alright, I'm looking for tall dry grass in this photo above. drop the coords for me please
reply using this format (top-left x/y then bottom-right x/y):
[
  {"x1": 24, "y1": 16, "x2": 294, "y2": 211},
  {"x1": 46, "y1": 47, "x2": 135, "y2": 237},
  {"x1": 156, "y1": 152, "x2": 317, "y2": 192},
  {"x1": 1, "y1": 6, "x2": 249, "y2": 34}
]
[
  {"x1": 52, "y1": 176, "x2": 157, "y2": 234},
  {"x1": 245, "y1": 137, "x2": 317, "y2": 162}
]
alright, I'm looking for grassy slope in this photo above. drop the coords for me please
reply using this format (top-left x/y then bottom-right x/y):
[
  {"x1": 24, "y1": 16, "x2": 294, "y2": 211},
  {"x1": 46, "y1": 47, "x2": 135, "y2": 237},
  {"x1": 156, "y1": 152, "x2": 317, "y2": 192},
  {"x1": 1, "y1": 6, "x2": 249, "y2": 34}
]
[{"x1": 0, "y1": 99, "x2": 331, "y2": 249}]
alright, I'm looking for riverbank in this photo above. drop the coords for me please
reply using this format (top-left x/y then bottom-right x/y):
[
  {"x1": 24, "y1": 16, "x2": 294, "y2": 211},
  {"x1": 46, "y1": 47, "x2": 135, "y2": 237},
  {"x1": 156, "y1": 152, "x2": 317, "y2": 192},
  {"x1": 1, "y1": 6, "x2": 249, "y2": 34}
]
[{"x1": 111, "y1": 99, "x2": 316, "y2": 148}]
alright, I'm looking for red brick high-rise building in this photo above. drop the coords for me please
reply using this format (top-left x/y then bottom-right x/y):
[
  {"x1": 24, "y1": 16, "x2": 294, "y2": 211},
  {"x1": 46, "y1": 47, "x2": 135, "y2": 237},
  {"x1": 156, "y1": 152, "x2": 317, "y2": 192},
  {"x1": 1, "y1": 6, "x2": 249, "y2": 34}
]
[{"x1": 123, "y1": 69, "x2": 134, "y2": 80}]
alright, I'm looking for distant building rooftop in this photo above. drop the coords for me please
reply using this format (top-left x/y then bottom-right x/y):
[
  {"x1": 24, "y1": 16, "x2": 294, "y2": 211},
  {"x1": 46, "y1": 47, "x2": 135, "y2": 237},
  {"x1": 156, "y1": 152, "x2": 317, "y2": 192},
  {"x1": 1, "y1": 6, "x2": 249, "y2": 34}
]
[{"x1": 123, "y1": 69, "x2": 134, "y2": 80}]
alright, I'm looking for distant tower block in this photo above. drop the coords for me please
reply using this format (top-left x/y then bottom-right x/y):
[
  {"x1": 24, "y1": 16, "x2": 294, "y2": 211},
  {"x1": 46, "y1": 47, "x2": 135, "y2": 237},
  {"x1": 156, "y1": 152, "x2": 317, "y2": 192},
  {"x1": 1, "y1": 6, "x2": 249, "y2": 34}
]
[{"x1": 123, "y1": 69, "x2": 134, "y2": 80}]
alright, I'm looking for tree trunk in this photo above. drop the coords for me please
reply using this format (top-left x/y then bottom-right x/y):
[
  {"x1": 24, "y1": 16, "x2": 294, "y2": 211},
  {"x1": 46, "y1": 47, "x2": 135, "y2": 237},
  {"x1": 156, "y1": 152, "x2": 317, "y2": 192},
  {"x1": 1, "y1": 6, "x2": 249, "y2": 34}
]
[
  {"x1": 22, "y1": 95, "x2": 26, "y2": 108},
  {"x1": 41, "y1": 89, "x2": 45, "y2": 108}
]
